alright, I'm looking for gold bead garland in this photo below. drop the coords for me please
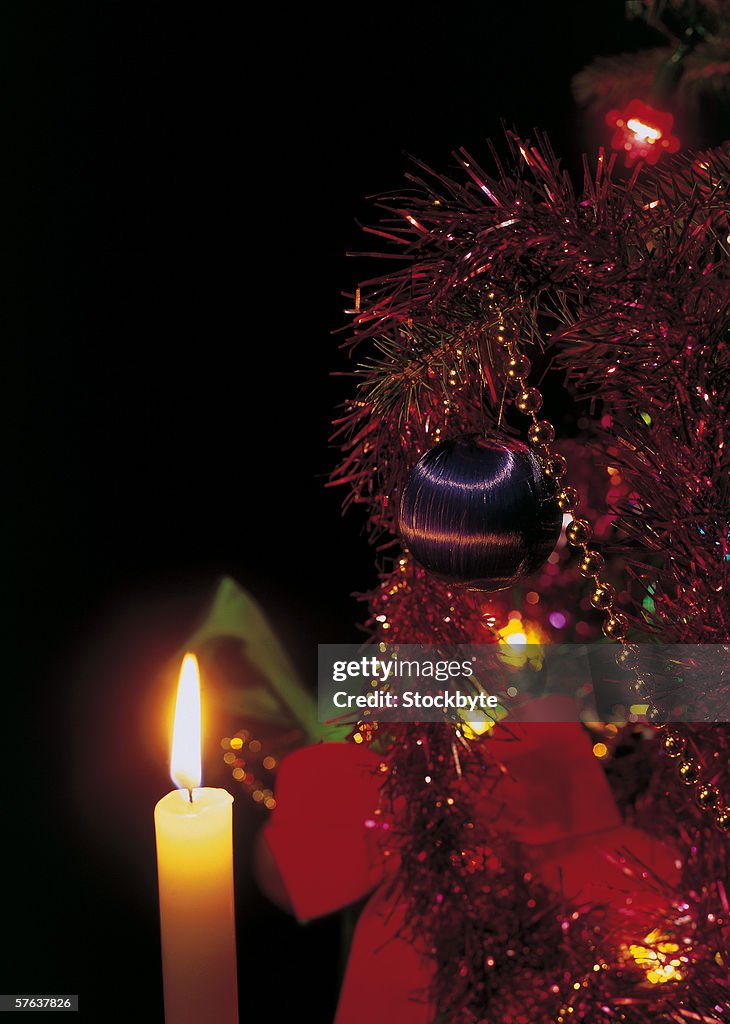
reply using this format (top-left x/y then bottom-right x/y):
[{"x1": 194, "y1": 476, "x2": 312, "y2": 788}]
[{"x1": 493, "y1": 312, "x2": 730, "y2": 833}]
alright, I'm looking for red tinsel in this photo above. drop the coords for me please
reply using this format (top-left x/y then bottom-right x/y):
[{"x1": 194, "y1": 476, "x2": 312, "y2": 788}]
[
  {"x1": 264, "y1": 714, "x2": 730, "y2": 1022},
  {"x1": 333, "y1": 135, "x2": 730, "y2": 647},
  {"x1": 327, "y1": 135, "x2": 730, "y2": 1021}
]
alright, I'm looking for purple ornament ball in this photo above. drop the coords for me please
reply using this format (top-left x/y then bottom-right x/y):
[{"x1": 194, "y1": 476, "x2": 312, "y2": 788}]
[{"x1": 398, "y1": 437, "x2": 562, "y2": 592}]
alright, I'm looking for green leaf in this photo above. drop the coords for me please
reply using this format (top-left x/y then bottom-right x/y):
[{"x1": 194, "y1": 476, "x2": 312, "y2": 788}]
[{"x1": 183, "y1": 577, "x2": 349, "y2": 743}]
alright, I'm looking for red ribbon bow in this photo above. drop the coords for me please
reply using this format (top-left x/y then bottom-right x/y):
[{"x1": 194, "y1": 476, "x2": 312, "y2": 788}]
[{"x1": 263, "y1": 700, "x2": 678, "y2": 1023}]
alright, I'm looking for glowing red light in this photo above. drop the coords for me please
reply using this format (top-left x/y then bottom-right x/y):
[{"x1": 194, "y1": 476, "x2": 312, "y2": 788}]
[{"x1": 605, "y1": 99, "x2": 680, "y2": 167}]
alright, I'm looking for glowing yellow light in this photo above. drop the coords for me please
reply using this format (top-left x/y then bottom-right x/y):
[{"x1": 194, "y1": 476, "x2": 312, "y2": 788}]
[
  {"x1": 170, "y1": 653, "x2": 202, "y2": 791},
  {"x1": 627, "y1": 118, "x2": 661, "y2": 143},
  {"x1": 460, "y1": 713, "x2": 495, "y2": 740},
  {"x1": 497, "y1": 618, "x2": 548, "y2": 670},
  {"x1": 592, "y1": 742, "x2": 608, "y2": 759},
  {"x1": 625, "y1": 930, "x2": 686, "y2": 984}
]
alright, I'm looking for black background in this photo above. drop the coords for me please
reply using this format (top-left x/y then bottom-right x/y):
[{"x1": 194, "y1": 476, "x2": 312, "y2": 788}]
[{"x1": 5, "y1": 3, "x2": 659, "y2": 1021}]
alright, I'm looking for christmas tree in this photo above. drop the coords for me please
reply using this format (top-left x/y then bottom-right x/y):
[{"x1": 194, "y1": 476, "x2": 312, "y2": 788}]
[{"x1": 235, "y1": 3, "x2": 730, "y2": 1020}]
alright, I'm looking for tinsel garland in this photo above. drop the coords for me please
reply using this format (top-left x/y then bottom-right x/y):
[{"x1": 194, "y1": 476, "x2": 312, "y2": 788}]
[
  {"x1": 332, "y1": 136, "x2": 730, "y2": 1020},
  {"x1": 333, "y1": 136, "x2": 730, "y2": 645},
  {"x1": 378, "y1": 723, "x2": 730, "y2": 1022}
]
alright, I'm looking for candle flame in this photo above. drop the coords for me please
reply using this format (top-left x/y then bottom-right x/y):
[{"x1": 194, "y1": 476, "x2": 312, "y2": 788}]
[{"x1": 170, "y1": 653, "x2": 202, "y2": 792}]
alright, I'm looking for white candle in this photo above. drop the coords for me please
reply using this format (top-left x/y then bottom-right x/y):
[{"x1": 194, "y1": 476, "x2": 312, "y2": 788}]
[{"x1": 154, "y1": 654, "x2": 239, "y2": 1024}]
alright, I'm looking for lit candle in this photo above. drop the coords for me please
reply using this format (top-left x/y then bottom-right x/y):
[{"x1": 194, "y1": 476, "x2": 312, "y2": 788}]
[{"x1": 154, "y1": 654, "x2": 239, "y2": 1024}]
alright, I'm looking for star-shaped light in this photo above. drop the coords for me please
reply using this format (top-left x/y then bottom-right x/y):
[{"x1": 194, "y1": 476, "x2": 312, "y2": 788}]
[{"x1": 606, "y1": 99, "x2": 680, "y2": 167}]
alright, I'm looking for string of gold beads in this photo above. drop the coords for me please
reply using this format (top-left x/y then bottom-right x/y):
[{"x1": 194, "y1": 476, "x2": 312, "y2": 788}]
[{"x1": 495, "y1": 313, "x2": 729, "y2": 833}]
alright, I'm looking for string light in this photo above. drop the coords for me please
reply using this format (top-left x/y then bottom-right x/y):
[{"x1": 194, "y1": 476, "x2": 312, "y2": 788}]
[
  {"x1": 624, "y1": 930, "x2": 688, "y2": 984},
  {"x1": 220, "y1": 732, "x2": 277, "y2": 809},
  {"x1": 605, "y1": 100, "x2": 679, "y2": 167}
]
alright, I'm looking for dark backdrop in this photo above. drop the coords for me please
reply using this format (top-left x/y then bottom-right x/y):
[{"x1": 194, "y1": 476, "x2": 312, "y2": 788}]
[{"x1": 6, "y1": 3, "x2": 656, "y2": 1020}]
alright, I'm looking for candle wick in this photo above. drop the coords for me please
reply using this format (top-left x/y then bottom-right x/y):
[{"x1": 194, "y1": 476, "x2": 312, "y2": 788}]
[{"x1": 187, "y1": 788, "x2": 194, "y2": 804}]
